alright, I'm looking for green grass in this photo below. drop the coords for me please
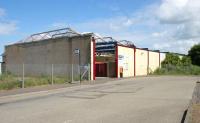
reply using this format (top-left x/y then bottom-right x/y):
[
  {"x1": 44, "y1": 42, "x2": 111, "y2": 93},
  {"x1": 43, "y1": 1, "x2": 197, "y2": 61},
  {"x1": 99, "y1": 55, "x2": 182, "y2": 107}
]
[
  {"x1": 53, "y1": 76, "x2": 71, "y2": 84},
  {"x1": 24, "y1": 76, "x2": 51, "y2": 88},
  {"x1": 153, "y1": 65, "x2": 200, "y2": 75},
  {"x1": 0, "y1": 81, "x2": 21, "y2": 90},
  {"x1": 0, "y1": 74, "x2": 72, "y2": 90},
  {"x1": 0, "y1": 74, "x2": 20, "y2": 90}
]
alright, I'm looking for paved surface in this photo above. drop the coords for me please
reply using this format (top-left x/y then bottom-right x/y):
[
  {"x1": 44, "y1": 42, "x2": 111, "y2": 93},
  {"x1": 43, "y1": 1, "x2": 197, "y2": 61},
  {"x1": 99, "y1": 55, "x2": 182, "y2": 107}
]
[
  {"x1": 0, "y1": 76, "x2": 199, "y2": 123},
  {"x1": 0, "y1": 77, "x2": 115, "y2": 97}
]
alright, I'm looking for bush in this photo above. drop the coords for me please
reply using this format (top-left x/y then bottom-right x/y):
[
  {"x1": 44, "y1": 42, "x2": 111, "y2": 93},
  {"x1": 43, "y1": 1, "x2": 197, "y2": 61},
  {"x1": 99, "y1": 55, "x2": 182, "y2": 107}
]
[
  {"x1": 153, "y1": 64, "x2": 200, "y2": 75},
  {"x1": 188, "y1": 43, "x2": 200, "y2": 66},
  {"x1": 154, "y1": 52, "x2": 200, "y2": 75},
  {"x1": 153, "y1": 53, "x2": 200, "y2": 75},
  {"x1": 162, "y1": 53, "x2": 181, "y2": 66},
  {"x1": 190, "y1": 65, "x2": 200, "y2": 75},
  {"x1": 181, "y1": 56, "x2": 192, "y2": 66}
]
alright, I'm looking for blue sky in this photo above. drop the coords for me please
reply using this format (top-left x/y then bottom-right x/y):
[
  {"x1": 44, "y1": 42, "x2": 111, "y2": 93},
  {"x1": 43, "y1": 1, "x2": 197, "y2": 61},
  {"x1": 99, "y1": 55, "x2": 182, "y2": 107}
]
[{"x1": 0, "y1": 0, "x2": 200, "y2": 56}]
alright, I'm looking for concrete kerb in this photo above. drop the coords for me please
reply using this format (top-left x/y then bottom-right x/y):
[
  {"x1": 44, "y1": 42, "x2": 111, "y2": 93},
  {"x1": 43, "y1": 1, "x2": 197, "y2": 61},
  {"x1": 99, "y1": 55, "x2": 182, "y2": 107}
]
[{"x1": 184, "y1": 81, "x2": 200, "y2": 123}]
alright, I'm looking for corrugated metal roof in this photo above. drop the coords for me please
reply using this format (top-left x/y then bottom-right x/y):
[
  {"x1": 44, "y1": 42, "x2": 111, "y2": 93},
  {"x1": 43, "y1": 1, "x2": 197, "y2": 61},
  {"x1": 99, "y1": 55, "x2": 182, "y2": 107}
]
[{"x1": 15, "y1": 28, "x2": 83, "y2": 44}]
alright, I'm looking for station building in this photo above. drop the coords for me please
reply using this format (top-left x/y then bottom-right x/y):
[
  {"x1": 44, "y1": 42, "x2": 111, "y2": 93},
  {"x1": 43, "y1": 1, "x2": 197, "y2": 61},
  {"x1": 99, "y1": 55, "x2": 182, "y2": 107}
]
[{"x1": 2, "y1": 28, "x2": 168, "y2": 81}]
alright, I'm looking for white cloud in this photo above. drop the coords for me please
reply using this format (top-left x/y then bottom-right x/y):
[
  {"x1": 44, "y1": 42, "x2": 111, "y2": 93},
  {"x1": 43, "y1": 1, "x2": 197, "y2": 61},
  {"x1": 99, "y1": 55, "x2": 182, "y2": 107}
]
[
  {"x1": 152, "y1": 31, "x2": 168, "y2": 37},
  {"x1": 0, "y1": 22, "x2": 17, "y2": 35},
  {"x1": 0, "y1": 8, "x2": 5, "y2": 17},
  {"x1": 0, "y1": 8, "x2": 17, "y2": 35},
  {"x1": 51, "y1": 0, "x2": 200, "y2": 54},
  {"x1": 157, "y1": 0, "x2": 200, "y2": 40},
  {"x1": 158, "y1": 0, "x2": 190, "y2": 24},
  {"x1": 76, "y1": 16, "x2": 136, "y2": 32},
  {"x1": 153, "y1": 43, "x2": 170, "y2": 49},
  {"x1": 123, "y1": 19, "x2": 134, "y2": 27},
  {"x1": 153, "y1": 39, "x2": 199, "y2": 53}
]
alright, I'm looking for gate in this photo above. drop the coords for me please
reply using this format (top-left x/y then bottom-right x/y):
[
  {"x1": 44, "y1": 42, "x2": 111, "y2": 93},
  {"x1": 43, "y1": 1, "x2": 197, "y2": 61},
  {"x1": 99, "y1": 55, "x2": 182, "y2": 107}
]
[{"x1": 96, "y1": 62, "x2": 107, "y2": 77}]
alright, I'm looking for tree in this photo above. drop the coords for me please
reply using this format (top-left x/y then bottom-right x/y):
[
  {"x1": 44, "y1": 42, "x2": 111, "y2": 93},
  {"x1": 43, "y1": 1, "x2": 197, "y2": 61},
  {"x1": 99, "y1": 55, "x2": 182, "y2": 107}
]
[
  {"x1": 188, "y1": 44, "x2": 200, "y2": 66},
  {"x1": 181, "y1": 56, "x2": 192, "y2": 66},
  {"x1": 161, "y1": 53, "x2": 181, "y2": 66}
]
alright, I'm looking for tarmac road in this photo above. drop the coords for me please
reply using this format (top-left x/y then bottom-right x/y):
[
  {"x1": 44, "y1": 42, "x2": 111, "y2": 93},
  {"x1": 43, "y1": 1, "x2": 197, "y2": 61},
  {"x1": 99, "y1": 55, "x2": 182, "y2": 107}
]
[{"x1": 0, "y1": 76, "x2": 199, "y2": 123}]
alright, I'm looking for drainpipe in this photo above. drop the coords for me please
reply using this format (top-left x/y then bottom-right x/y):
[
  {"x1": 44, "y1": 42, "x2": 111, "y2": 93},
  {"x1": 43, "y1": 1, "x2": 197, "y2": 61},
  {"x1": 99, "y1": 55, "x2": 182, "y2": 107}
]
[
  {"x1": 115, "y1": 43, "x2": 118, "y2": 78},
  {"x1": 159, "y1": 51, "x2": 161, "y2": 68},
  {"x1": 147, "y1": 50, "x2": 149, "y2": 75},
  {"x1": 134, "y1": 48, "x2": 136, "y2": 77}
]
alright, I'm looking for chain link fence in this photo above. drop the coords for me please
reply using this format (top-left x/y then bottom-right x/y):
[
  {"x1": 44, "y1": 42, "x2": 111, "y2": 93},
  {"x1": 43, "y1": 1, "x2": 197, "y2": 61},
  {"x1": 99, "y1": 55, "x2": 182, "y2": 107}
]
[{"x1": 1, "y1": 64, "x2": 91, "y2": 88}]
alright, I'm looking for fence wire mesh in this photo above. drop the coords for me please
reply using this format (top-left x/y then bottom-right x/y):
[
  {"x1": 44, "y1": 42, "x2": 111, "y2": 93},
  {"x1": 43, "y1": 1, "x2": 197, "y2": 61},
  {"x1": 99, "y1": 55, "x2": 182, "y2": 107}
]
[{"x1": 2, "y1": 64, "x2": 90, "y2": 88}]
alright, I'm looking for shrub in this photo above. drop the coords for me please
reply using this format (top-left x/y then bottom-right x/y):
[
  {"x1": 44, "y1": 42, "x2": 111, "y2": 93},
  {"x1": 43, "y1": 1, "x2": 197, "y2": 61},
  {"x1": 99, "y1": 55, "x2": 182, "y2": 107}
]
[
  {"x1": 154, "y1": 52, "x2": 200, "y2": 75},
  {"x1": 153, "y1": 64, "x2": 200, "y2": 75},
  {"x1": 162, "y1": 53, "x2": 181, "y2": 66},
  {"x1": 188, "y1": 43, "x2": 200, "y2": 66}
]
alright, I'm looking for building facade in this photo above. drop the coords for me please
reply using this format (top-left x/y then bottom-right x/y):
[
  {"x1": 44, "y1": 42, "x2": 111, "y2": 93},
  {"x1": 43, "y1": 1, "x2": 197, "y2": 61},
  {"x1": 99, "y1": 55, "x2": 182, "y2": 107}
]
[{"x1": 3, "y1": 28, "x2": 183, "y2": 81}]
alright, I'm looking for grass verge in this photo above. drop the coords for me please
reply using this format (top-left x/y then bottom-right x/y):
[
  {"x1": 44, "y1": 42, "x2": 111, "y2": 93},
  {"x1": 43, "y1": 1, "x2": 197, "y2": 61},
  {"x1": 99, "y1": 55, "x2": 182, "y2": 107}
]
[{"x1": 0, "y1": 74, "x2": 72, "y2": 90}]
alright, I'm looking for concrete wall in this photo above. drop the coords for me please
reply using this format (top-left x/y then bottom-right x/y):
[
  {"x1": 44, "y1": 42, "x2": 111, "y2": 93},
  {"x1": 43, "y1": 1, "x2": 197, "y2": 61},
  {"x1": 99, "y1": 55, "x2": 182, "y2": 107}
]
[
  {"x1": 148, "y1": 51, "x2": 160, "y2": 73},
  {"x1": 160, "y1": 52, "x2": 166, "y2": 65},
  {"x1": 135, "y1": 49, "x2": 148, "y2": 76},
  {"x1": 4, "y1": 35, "x2": 92, "y2": 77},
  {"x1": 117, "y1": 45, "x2": 134, "y2": 78}
]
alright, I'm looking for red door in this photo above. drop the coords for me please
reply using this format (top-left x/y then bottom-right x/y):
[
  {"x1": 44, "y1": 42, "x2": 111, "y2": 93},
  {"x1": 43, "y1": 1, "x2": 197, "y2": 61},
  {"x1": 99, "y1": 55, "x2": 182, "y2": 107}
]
[{"x1": 96, "y1": 63, "x2": 107, "y2": 77}]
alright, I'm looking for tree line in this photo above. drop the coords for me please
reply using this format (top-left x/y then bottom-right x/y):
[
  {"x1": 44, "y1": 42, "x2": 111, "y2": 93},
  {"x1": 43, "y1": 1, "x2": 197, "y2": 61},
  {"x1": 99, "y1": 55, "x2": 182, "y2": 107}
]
[
  {"x1": 153, "y1": 43, "x2": 200, "y2": 75},
  {"x1": 162, "y1": 43, "x2": 200, "y2": 67}
]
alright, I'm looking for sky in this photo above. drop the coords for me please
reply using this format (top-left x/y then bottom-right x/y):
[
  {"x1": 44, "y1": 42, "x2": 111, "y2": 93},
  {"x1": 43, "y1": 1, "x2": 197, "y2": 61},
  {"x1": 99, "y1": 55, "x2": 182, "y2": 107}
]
[{"x1": 0, "y1": 0, "x2": 200, "y2": 56}]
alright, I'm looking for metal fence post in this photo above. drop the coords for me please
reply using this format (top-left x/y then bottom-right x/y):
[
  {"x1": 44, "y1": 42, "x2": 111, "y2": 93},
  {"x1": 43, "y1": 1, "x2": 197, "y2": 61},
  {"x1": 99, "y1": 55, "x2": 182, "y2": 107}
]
[
  {"x1": 71, "y1": 64, "x2": 74, "y2": 83},
  {"x1": 51, "y1": 64, "x2": 54, "y2": 85},
  {"x1": 88, "y1": 63, "x2": 90, "y2": 81},
  {"x1": 79, "y1": 52, "x2": 81, "y2": 83},
  {"x1": 22, "y1": 63, "x2": 25, "y2": 88},
  {"x1": 5, "y1": 64, "x2": 8, "y2": 75}
]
